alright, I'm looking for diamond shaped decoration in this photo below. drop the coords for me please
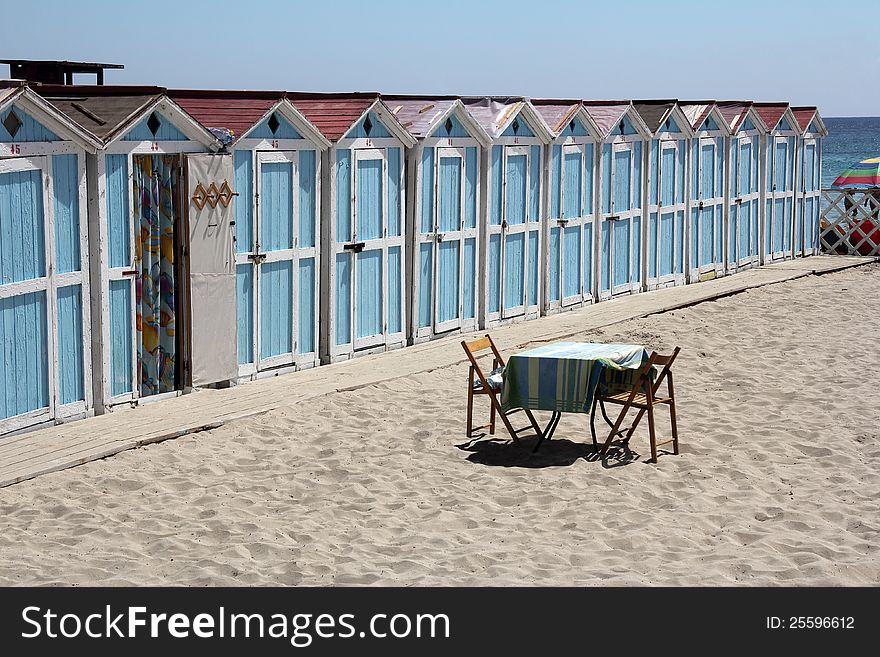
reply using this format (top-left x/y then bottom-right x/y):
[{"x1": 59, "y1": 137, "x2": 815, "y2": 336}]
[
  {"x1": 147, "y1": 112, "x2": 162, "y2": 136},
  {"x1": 205, "y1": 182, "x2": 220, "y2": 208},
  {"x1": 512, "y1": 118, "x2": 520, "y2": 134},
  {"x1": 217, "y1": 181, "x2": 235, "y2": 208},
  {"x1": 363, "y1": 115, "x2": 373, "y2": 136},
  {"x1": 568, "y1": 120, "x2": 576, "y2": 133},
  {"x1": 3, "y1": 109, "x2": 22, "y2": 139},
  {"x1": 445, "y1": 117, "x2": 453, "y2": 135},
  {"x1": 267, "y1": 112, "x2": 280, "y2": 135},
  {"x1": 191, "y1": 183, "x2": 208, "y2": 210}
]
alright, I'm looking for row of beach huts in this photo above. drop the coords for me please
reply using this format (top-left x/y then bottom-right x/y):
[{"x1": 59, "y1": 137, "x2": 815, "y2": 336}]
[{"x1": 0, "y1": 79, "x2": 827, "y2": 434}]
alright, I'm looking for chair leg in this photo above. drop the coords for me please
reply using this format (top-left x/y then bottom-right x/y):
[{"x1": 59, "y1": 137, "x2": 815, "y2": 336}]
[
  {"x1": 624, "y1": 408, "x2": 646, "y2": 444},
  {"x1": 669, "y1": 400, "x2": 679, "y2": 455},
  {"x1": 489, "y1": 398, "x2": 496, "y2": 435},
  {"x1": 466, "y1": 384, "x2": 474, "y2": 438},
  {"x1": 524, "y1": 408, "x2": 542, "y2": 439},
  {"x1": 646, "y1": 402, "x2": 658, "y2": 463},
  {"x1": 601, "y1": 404, "x2": 631, "y2": 453}
]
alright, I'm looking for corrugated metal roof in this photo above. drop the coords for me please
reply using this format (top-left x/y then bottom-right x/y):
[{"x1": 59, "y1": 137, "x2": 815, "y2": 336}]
[
  {"x1": 36, "y1": 86, "x2": 163, "y2": 142},
  {"x1": 678, "y1": 102, "x2": 714, "y2": 130},
  {"x1": 384, "y1": 97, "x2": 457, "y2": 138},
  {"x1": 791, "y1": 107, "x2": 817, "y2": 132},
  {"x1": 753, "y1": 102, "x2": 789, "y2": 132},
  {"x1": 530, "y1": 100, "x2": 580, "y2": 136},
  {"x1": 169, "y1": 90, "x2": 281, "y2": 139},
  {"x1": 582, "y1": 102, "x2": 630, "y2": 137},
  {"x1": 716, "y1": 101, "x2": 753, "y2": 133},
  {"x1": 631, "y1": 100, "x2": 676, "y2": 134},
  {"x1": 288, "y1": 93, "x2": 379, "y2": 142},
  {"x1": 461, "y1": 96, "x2": 526, "y2": 138}
]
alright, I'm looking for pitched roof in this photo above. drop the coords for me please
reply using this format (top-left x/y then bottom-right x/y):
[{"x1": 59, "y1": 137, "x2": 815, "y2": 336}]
[
  {"x1": 791, "y1": 106, "x2": 818, "y2": 132},
  {"x1": 631, "y1": 100, "x2": 676, "y2": 134},
  {"x1": 168, "y1": 89, "x2": 282, "y2": 139},
  {"x1": 384, "y1": 96, "x2": 458, "y2": 138},
  {"x1": 460, "y1": 96, "x2": 527, "y2": 139},
  {"x1": 530, "y1": 99, "x2": 581, "y2": 136},
  {"x1": 35, "y1": 85, "x2": 165, "y2": 142},
  {"x1": 288, "y1": 93, "x2": 378, "y2": 142},
  {"x1": 582, "y1": 101, "x2": 631, "y2": 137},
  {"x1": 716, "y1": 101, "x2": 755, "y2": 133},
  {"x1": 753, "y1": 102, "x2": 789, "y2": 132},
  {"x1": 678, "y1": 102, "x2": 715, "y2": 130}
]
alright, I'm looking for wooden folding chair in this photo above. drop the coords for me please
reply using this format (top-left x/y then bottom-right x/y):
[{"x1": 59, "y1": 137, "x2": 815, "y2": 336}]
[
  {"x1": 461, "y1": 334, "x2": 543, "y2": 443},
  {"x1": 594, "y1": 347, "x2": 681, "y2": 462}
]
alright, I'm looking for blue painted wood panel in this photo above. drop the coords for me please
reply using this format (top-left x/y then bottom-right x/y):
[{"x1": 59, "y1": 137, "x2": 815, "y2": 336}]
[
  {"x1": 503, "y1": 233, "x2": 524, "y2": 309},
  {"x1": 648, "y1": 213, "x2": 658, "y2": 278},
  {"x1": 261, "y1": 161, "x2": 293, "y2": 251},
  {"x1": 299, "y1": 150, "x2": 316, "y2": 248},
  {"x1": 109, "y1": 279, "x2": 132, "y2": 396},
  {"x1": 438, "y1": 156, "x2": 461, "y2": 232},
  {"x1": 387, "y1": 147, "x2": 401, "y2": 237},
  {"x1": 612, "y1": 219, "x2": 630, "y2": 288},
  {"x1": 357, "y1": 158, "x2": 383, "y2": 241},
  {"x1": 650, "y1": 140, "x2": 659, "y2": 205},
  {"x1": 356, "y1": 249, "x2": 382, "y2": 339},
  {"x1": 106, "y1": 154, "x2": 130, "y2": 268},
  {"x1": 348, "y1": 112, "x2": 392, "y2": 139},
  {"x1": 437, "y1": 241, "x2": 459, "y2": 324},
  {"x1": 123, "y1": 113, "x2": 188, "y2": 141},
  {"x1": 563, "y1": 150, "x2": 582, "y2": 218},
  {"x1": 549, "y1": 227, "x2": 560, "y2": 302},
  {"x1": 0, "y1": 104, "x2": 58, "y2": 142},
  {"x1": 260, "y1": 260, "x2": 292, "y2": 359},
  {"x1": 501, "y1": 117, "x2": 534, "y2": 137},
  {"x1": 741, "y1": 116, "x2": 756, "y2": 132},
  {"x1": 600, "y1": 221, "x2": 611, "y2": 292},
  {"x1": 418, "y1": 243, "x2": 432, "y2": 328},
  {"x1": 52, "y1": 154, "x2": 80, "y2": 274},
  {"x1": 676, "y1": 211, "x2": 684, "y2": 273},
  {"x1": 298, "y1": 258, "x2": 315, "y2": 354},
  {"x1": 388, "y1": 246, "x2": 401, "y2": 334},
  {"x1": 660, "y1": 212, "x2": 674, "y2": 276},
  {"x1": 464, "y1": 147, "x2": 477, "y2": 229},
  {"x1": 550, "y1": 145, "x2": 562, "y2": 219},
  {"x1": 236, "y1": 263, "x2": 253, "y2": 364},
  {"x1": 249, "y1": 113, "x2": 302, "y2": 140},
  {"x1": 0, "y1": 168, "x2": 45, "y2": 284},
  {"x1": 701, "y1": 142, "x2": 715, "y2": 198},
  {"x1": 335, "y1": 253, "x2": 351, "y2": 345},
  {"x1": 632, "y1": 142, "x2": 642, "y2": 209},
  {"x1": 488, "y1": 234, "x2": 501, "y2": 313},
  {"x1": 56, "y1": 284, "x2": 84, "y2": 404},
  {"x1": 563, "y1": 226, "x2": 580, "y2": 298},
  {"x1": 528, "y1": 231, "x2": 538, "y2": 307},
  {"x1": 335, "y1": 150, "x2": 351, "y2": 242},
  {"x1": 431, "y1": 113, "x2": 470, "y2": 138},
  {"x1": 420, "y1": 147, "x2": 434, "y2": 233},
  {"x1": 234, "y1": 151, "x2": 253, "y2": 254},
  {"x1": 0, "y1": 290, "x2": 49, "y2": 419},
  {"x1": 584, "y1": 144, "x2": 594, "y2": 214},
  {"x1": 463, "y1": 237, "x2": 476, "y2": 320},
  {"x1": 701, "y1": 115, "x2": 720, "y2": 131},
  {"x1": 613, "y1": 149, "x2": 631, "y2": 211},
  {"x1": 530, "y1": 146, "x2": 540, "y2": 223},
  {"x1": 661, "y1": 147, "x2": 675, "y2": 206},
  {"x1": 691, "y1": 141, "x2": 700, "y2": 200},
  {"x1": 490, "y1": 146, "x2": 503, "y2": 225},
  {"x1": 700, "y1": 207, "x2": 714, "y2": 266},
  {"x1": 506, "y1": 153, "x2": 527, "y2": 225},
  {"x1": 632, "y1": 215, "x2": 641, "y2": 282},
  {"x1": 565, "y1": 118, "x2": 589, "y2": 137},
  {"x1": 583, "y1": 223, "x2": 593, "y2": 295}
]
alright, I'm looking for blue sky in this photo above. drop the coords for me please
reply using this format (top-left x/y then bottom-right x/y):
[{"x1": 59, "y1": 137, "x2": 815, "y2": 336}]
[{"x1": 4, "y1": 0, "x2": 877, "y2": 116}]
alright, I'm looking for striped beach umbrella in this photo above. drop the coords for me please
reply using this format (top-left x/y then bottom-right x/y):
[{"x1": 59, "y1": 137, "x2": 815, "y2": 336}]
[{"x1": 832, "y1": 157, "x2": 880, "y2": 187}]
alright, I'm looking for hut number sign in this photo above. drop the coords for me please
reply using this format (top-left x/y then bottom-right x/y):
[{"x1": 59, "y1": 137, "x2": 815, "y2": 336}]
[{"x1": 1, "y1": 144, "x2": 23, "y2": 156}]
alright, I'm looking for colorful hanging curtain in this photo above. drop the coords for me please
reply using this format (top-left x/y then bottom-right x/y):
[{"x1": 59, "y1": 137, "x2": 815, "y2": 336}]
[{"x1": 133, "y1": 155, "x2": 178, "y2": 397}]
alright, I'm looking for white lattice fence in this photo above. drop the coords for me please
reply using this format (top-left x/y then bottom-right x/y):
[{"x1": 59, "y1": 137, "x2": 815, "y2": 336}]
[{"x1": 820, "y1": 189, "x2": 880, "y2": 256}]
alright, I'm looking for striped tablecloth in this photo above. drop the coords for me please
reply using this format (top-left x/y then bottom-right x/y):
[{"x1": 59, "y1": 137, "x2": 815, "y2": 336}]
[{"x1": 501, "y1": 342, "x2": 650, "y2": 414}]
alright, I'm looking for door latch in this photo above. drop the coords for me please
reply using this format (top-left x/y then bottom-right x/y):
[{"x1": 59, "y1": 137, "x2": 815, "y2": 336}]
[
  {"x1": 247, "y1": 252, "x2": 267, "y2": 263},
  {"x1": 343, "y1": 242, "x2": 366, "y2": 253},
  {"x1": 436, "y1": 233, "x2": 445, "y2": 242}
]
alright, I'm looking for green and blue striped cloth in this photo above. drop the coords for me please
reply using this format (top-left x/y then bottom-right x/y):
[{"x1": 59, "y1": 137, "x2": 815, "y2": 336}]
[{"x1": 501, "y1": 342, "x2": 650, "y2": 413}]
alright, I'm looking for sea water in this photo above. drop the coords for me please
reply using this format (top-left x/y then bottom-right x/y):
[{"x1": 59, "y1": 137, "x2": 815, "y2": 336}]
[{"x1": 822, "y1": 117, "x2": 880, "y2": 187}]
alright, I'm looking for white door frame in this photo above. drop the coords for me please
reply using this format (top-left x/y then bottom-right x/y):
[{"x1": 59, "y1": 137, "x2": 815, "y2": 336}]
[
  {"x1": 798, "y1": 138, "x2": 819, "y2": 256},
  {"x1": 693, "y1": 136, "x2": 724, "y2": 276},
  {"x1": 558, "y1": 141, "x2": 592, "y2": 307},
  {"x1": 500, "y1": 144, "x2": 531, "y2": 319},
  {"x1": 767, "y1": 135, "x2": 794, "y2": 261},
  {"x1": 603, "y1": 140, "x2": 640, "y2": 298},
  {"x1": 728, "y1": 133, "x2": 761, "y2": 271},
  {"x1": 650, "y1": 139, "x2": 685, "y2": 287}
]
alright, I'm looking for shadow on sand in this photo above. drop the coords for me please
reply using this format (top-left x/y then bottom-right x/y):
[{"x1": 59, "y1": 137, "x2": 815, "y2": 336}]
[{"x1": 456, "y1": 433, "x2": 644, "y2": 469}]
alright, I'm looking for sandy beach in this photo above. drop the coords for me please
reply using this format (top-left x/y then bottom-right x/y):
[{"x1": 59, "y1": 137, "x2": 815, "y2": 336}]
[{"x1": 0, "y1": 264, "x2": 878, "y2": 586}]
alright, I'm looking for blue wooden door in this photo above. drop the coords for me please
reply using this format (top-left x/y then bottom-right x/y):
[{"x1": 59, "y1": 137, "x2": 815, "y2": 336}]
[
  {"x1": 694, "y1": 138, "x2": 724, "y2": 274},
  {"x1": 609, "y1": 144, "x2": 639, "y2": 295},
  {"x1": 559, "y1": 144, "x2": 588, "y2": 306},
  {"x1": 434, "y1": 150, "x2": 464, "y2": 332},
  {"x1": 767, "y1": 136, "x2": 793, "y2": 260},
  {"x1": 354, "y1": 150, "x2": 385, "y2": 348},
  {"x1": 729, "y1": 137, "x2": 760, "y2": 268},
  {"x1": 800, "y1": 140, "x2": 819, "y2": 255},
  {"x1": 502, "y1": 148, "x2": 528, "y2": 317},
  {"x1": 256, "y1": 151, "x2": 297, "y2": 369},
  {"x1": 0, "y1": 159, "x2": 52, "y2": 428}
]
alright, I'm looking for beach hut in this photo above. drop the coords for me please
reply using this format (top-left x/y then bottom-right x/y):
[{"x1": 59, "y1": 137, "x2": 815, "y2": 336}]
[
  {"x1": 0, "y1": 83, "x2": 101, "y2": 434},
  {"x1": 289, "y1": 94, "x2": 416, "y2": 363},
  {"x1": 632, "y1": 101, "x2": 694, "y2": 289},
  {"x1": 383, "y1": 96, "x2": 490, "y2": 343},
  {"x1": 583, "y1": 102, "x2": 651, "y2": 299},
  {"x1": 791, "y1": 107, "x2": 828, "y2": 257},
  {"x1": 170, "y1": 90, "x2": 330, "y2": 379},
  {"x1": 754, "y1": 102, "x2": 801, "y2": 262},
  {"x1": 461, "y1": 97, "x2": 552, "y2": 325},
  {"x1": 716, "y1": 102, "x2": 767, "y2": 273},
  {"x1": 37, "y1": 86, "x2": 224, "y2": 414},
  {"x1": 531, "y1": 100, "x2": 601, "y2": 312}
]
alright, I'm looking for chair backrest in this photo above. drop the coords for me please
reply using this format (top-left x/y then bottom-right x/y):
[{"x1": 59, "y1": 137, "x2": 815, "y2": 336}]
[
  {"x1": 645, "y1": 346, "x2": 680, "y2": 393},
  {"x1": 461, "y1": 334, "x2": 505, "y2": 386}
]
